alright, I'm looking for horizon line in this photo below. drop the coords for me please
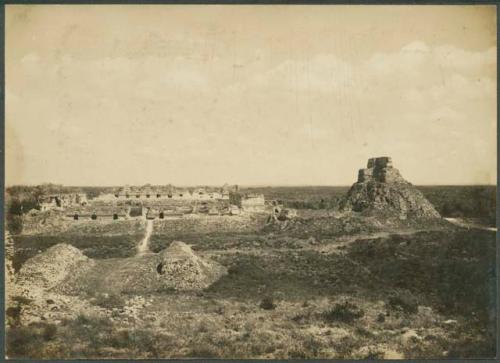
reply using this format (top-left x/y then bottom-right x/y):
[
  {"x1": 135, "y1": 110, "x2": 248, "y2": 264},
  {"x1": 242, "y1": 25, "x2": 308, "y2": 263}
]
[{"x1": 6, "y1": 183, "x2": 497, "y2": 188}]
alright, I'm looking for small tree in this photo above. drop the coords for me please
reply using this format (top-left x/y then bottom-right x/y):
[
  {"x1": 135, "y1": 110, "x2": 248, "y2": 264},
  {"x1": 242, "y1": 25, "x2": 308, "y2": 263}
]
[{"x1": 229, "y1": 192, "x2": 242, "y2": 208}]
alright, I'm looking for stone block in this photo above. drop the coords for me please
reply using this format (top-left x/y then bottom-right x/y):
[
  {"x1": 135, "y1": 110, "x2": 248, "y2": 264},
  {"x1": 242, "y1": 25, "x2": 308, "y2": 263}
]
[
  {"x1": 367, "y1": 157, "x2": 393, "y2": 169},
  {"x1": 358, "y1": 168, "x2": 374, "y2": 182}
]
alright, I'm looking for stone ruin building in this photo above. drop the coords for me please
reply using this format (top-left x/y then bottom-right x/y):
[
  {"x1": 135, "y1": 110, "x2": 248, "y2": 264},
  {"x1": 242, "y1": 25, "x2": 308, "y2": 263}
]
[
  {"x1": 65, "y1": 206, "x2": 129, "y2": 221},
  {"x1": 40, "y1": 193, "x2": 88, "y2": 211},
  {"x1": 357, "y1": 157, "x2": 405, "y2": 183},
  {"x1": 29, "y1": 183, "x2": 266, "y2": 222},
  {"x1": 55, "y1": 184, "x2": 265, "y2": 221},
  {"x1": 341, "y1": 157, "x2": 441, "y2": 219},
  {"x1": 96, "y1": 184, "x2": 238, "y2": 202},
  {"x1": 241, "y1": 194, "x2": 266, "y2": 212}
]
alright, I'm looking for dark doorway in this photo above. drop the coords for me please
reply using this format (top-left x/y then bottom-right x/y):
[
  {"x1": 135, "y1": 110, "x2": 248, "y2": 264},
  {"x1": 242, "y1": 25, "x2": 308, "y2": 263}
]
[
  {"x1": 146, "y1": 194, "x2": 150, "y2": 198},
  {"x1": 91, "y1": 214, "x2": 97, "y2": 220},
  {"x1": 159, "y1": 212, "x2": 164, "y2": 219},
  {"x1": 157, "y1": 194, "x2": 161, "y2": 198},
  {"x1": 113, "y1": 213, "x2": 118, "y2": 220},
  {"x1": 73, "y1": 214, "x2": 79, "y2": 220},
  {"x1": 156, "y1": 262, "x2": 165, "y2": 275}
]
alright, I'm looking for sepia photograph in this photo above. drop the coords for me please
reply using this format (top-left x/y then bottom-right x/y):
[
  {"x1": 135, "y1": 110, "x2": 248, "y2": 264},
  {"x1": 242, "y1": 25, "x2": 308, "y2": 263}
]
[{"x1": 4, "y1": 4, "x2": 497, "y2": 359}]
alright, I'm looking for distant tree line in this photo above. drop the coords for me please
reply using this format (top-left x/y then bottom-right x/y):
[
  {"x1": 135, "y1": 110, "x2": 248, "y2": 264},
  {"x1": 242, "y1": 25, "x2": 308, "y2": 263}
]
[
  {"x1": 5, "y1": 186, "x2": 45, "y2": 235},
  {"x1": 419, "y1": 186, "x2": 496, "y2": 224},
  {"x1": 282, "y1": 197, "x2": 343, "y2": 210}
]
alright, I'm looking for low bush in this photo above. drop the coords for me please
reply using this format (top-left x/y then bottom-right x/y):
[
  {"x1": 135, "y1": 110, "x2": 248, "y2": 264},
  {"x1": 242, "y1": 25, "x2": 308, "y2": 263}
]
[
  {"x1": 12, "y1": 295, "x2": 33, "y2": 305},
  {"x1": 6, "y1": 296, "x2": 34, "y2": 326},
  {"x1": 259, "y1": 297, "x2": 276, "y2": 310},
  {"x1": 92, "y1": 293, "x2": 126, "y2": 310},
  {"x1": 355, "y1": 326, "x2": 374, "y2": 337},
  {"x1": 7, "y1": 326, "x2": 42, "y2": 358},
  {"x1": 106, "y1": 329, "x2": 131, "y2": 349},
  {"x1": 6, "y1": 322, "x2": 59, "y2": 358},
  {"x1": 42, "y1": 324, "x2": 58, "y2": 341},
  {"x1": 292, "y1": 311, "x2": 312, "y2": 324},
  {"x1": 387, "y1": 290, "x2": 419, "y2": 314},
  {"x1": 447, "y1": 334, "x2": 496, "y2": 359},
  {"x1": 6, "y1": 306, "x2": 22, "y2": 326},
  {"x1": 189, "y1": 346, "x2": 220, "y2": 358},
  {"x1": 322, "y1": 301, "x2": 364, "y2": 324},
  {"x1": 7, "y1": 215, "x2": 24, "y2": 235}
]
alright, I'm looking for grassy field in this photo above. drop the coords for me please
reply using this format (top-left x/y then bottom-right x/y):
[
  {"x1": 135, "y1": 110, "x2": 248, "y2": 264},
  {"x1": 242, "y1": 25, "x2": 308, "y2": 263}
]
[
  {"x1": 11, "y1": 220, "x2": 145, "y2": 271},
  {"x1": 12, "y1": 234, "x2": 143, "y2": 272},
  {"x1": 7, "y1": 227, "x2": 495, "y2": 359}
]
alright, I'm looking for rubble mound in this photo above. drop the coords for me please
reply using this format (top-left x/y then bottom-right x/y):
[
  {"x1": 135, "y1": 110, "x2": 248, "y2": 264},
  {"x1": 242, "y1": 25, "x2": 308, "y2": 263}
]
[
  {"x1": 61, "y1": 241, "x2": 227, "y2": 294},
  {"x1": 156, "y1": 241, "x2": 227, "y2": 291},
  {"x1": 341, "y1": 157, "x2": 440, "y2": 219},
  {"x1": 15, "y1": 242, "x2": 226, "y2": 296},
  {"x1": 17, "y1": 243, "x2": 95, "y2": 291}
]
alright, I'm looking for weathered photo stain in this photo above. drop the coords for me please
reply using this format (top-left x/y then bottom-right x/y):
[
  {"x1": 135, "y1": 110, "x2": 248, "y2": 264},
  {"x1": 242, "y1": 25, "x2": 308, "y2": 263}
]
[{"x1": 5, "y1": 4, "x2": 497, "y2": 360}]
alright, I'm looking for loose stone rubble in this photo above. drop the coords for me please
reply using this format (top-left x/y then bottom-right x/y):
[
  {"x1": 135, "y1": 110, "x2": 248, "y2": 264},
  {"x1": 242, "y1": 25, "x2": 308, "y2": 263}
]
[
  {"x1": 8, "y1": 241, "x2": 227, "y2": 326},
  {"x1": 17, "y1": 243, "x2": 96, "y2": 291},
  {"x1": 156, "y1": 241, "x2": 227, "y2": 291}
]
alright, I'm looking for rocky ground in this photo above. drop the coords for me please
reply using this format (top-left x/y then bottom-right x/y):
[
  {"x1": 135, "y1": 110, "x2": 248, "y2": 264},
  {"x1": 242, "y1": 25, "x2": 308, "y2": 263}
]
[{"x1": 5, "y1": 210, "x2": 496, "y2": 359}]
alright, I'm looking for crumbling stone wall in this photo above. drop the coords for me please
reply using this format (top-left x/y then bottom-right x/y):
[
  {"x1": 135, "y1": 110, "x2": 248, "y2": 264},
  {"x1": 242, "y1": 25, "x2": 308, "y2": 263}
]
[
  {"x1": 153, "y1": 214, "x2": 267, "y2": 237},
  {"x1": 357, "y1": 157, "x2": 405, "y2": 183}
]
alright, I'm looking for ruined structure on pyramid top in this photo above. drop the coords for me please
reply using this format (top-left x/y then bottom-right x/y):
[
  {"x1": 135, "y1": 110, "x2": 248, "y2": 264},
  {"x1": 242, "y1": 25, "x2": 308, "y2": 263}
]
[{"x1": 357, "y1": 156, "x2": 406, "y2": 184}]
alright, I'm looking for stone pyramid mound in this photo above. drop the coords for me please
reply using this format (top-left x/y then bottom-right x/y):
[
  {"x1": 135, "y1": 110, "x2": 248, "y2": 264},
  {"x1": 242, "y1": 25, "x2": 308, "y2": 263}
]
[
  {"x1": 51, "y1": 241, "x2": 227, "y2": 294},
  {"x1": 341, "y1": 157, "x2": 440, "y2": 219},
  {"x1": 155, "y1": 241, "x2": 227, "y2": 291},
  {"x1": 17, "y1": 243, "x2": 96, "y2": 291},
  {"x1": 15, "y1": 241, "x2": 226, "y2": 296}
]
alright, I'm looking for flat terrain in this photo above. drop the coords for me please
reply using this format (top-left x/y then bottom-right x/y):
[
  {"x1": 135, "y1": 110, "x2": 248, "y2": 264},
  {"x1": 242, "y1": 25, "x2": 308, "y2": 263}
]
[
  {"x1": 11, "y1": 220, "x2": 145, "y2": 271},
  {"x1": 5, "y1": 186, "x2": 497, "y2": 359}
]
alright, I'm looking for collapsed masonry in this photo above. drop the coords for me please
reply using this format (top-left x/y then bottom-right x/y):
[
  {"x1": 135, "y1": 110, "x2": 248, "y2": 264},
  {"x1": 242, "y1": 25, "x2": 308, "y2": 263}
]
[
  {"x1": 17, "y1": 244, "x2": 96, "y2": 291},
  {"x1": 16, "y1": 242, "x2": 226, "y2": 297},
  {"x1": 154, "y1": 241, "x2": 227, "y2": 291},
  {"x1": 341, "y1": 157, "x2": 440, "y2": 219}
]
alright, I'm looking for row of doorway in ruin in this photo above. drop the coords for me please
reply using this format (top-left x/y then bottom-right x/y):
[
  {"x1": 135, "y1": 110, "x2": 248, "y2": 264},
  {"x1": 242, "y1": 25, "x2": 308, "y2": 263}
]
[
  {"x1": 117, "y1": 193, "x2": 175, "y2": 199},
  {"x1": 72, "y1": 212, "x2": 168, "y2": 220},
  {"x1": 113, "y1": 191, "x2": 216, "y2": 199}
]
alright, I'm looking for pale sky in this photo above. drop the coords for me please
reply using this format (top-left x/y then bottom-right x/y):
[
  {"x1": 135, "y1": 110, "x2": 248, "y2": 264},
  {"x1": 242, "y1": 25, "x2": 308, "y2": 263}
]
[{"x1": 6, "y1": 5, "x2": 497, "y2": 186}]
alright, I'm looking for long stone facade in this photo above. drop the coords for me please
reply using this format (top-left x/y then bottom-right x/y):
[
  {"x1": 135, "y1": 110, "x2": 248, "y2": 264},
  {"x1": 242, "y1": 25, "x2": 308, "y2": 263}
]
[{"x1": 30, "y1": 184, "x2": 266, "y2": 222}]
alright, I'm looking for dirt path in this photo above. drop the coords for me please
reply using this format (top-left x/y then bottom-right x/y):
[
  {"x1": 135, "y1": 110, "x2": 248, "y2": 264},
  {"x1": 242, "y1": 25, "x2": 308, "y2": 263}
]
[
  {"x1": 444, "y1": 217, "x2": 497, "y2": 232},
  {"x1": 199, "y1": 228, "x2": 431, "y2": 257},
  {"x1": 138, "y1": 220, "x2": 154, "y2": 255}
]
